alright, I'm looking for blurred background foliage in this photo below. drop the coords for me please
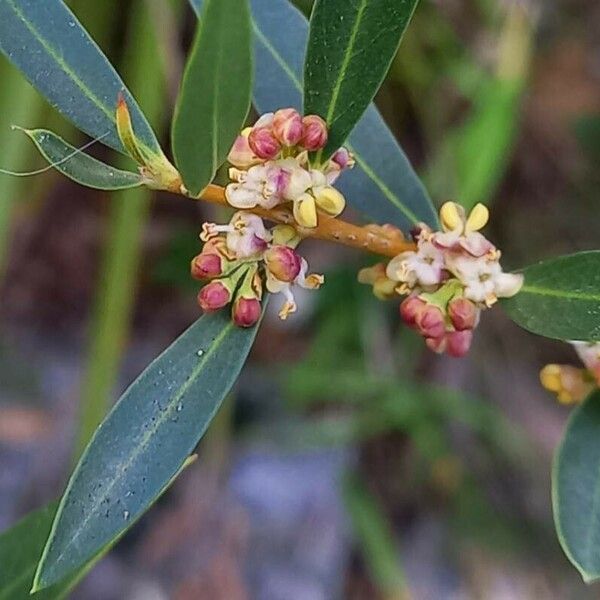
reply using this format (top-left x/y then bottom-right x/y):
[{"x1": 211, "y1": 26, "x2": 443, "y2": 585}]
[{"x1": 0, "y1": 0, "x2": 599, "y2": 598}]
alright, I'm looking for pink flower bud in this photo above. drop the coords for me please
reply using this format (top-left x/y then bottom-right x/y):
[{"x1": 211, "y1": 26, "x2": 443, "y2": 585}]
[
  {"x1": 191, "y1": 253, "x2": 223, "y2": 280},
  {"x1": 415, "y1": 305, "x2": 446, "y2": 339},
  {"x1": 248, "y1": 127, "x2": 281, "y2": 159},
  {"x1": 228, "y1": 132, "x2": 260, "y2": 168},
  {"x1": 425, "y1": 335, "x2": 448, "y2": 354},
  {"x1": 331, "y1": 147, "x2": 355, "y2": 170},
  {"x1": 232, "y1": 297, "x2": 262, "y2": 327},
  {"x1": 399, "y1": 296, "x2": 426, "y2": 327},
  {"x1": 301, "y1": 115, "x2": 328, "y2": 151},
  {"x1": 446, "y1": 330, "x2": 473, "y2": 358},
  {"x1": 264, "y1": 245, "x2": 302, "y2": 282},
  {"x1": 448, "y1": 298, "x2": 479, "y2": 331},
  {"x1": 197, "y1": 281, "x2": 231, "y2": 312},
  {"x1": 272, "y1": 108, "x2": 303, "y2": 147}
]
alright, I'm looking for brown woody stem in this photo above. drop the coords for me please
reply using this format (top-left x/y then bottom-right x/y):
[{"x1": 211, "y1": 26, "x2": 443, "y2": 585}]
[{"x1": 196, "y1": 184, "x2": 416, "y2": 258}]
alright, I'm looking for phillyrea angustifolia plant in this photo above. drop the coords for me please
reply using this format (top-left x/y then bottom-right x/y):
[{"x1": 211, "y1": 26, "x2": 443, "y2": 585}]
[{"x1": 0, "y1": 0, "x2": 598, "y2": 593}]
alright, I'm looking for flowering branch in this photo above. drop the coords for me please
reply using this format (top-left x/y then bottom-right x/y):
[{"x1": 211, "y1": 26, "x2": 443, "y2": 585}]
[
  {"x1": 193, "y1": 183, "x2": 416, "y2": 258},
  {"x1": 127, "y1": 101, "x2": 523, "y2": 353}
]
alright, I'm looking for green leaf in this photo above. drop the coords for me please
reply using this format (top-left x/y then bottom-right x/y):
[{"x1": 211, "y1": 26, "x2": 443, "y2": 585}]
[
  {"x1": 33, "y1": 310, "x2": 261, "y2": 590},
  {"x1": 0, "y1": 503, "x2": 78, "y2": 600},
  {"x1": 172, "y1": 0, "x2": 253, "y2": 195},
  {"x1": 304, "y1": 0, "x2": 420, "y2": 161},
  {"x1": 18, "y1": 128, "x2": 143, "y2": 190},
  {"x1": 501, "y1": 251, "x2": 600, "y2": 342},
  {"x1": 189, "y1": 0, "x2": 438, "y2": 232},
  {"x1": 553, "y1": 390, "x2": 600, "y2": 583},
  {"x1": 0, "y1": 0, "x2": 161, "y2": 156}
]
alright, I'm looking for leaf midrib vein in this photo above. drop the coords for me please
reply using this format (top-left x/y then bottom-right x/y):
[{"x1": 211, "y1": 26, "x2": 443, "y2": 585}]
[
  {"x1": 6, "y1": 0, "x2": 114, "y2": 123},
  {"x1": 38, "y1": 323, "x2": 233, "y2": 581},
  {"x1": 521, "y1": 284, "x2": 600, "y2": 302}
]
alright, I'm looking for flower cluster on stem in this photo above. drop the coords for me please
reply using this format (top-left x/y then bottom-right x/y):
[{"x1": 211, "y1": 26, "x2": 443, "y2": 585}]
[
  {"x1": 359, "y1": 202, "x2": 524, "y2": 357},
  {"x1": 192, "y1": 212, "x2": 323, "y2": 326},
  {"x1": 225, "y1": 108, "x2": 354, "y2": 229}
]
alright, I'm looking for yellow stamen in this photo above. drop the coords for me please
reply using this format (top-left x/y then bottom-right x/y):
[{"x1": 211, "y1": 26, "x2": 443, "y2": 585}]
[
  {"x1": 465, "y1": 203, "x2": 490, "y2": 233},
  {"x1": 314, "y1": 187, "x2": 346, "y2": 216},
  {"x1": 293, "y1": 193, "x2": 318, "y2": 228},
  {"x1": 439, "y1": 201, "x2": 464, "y2": 232},
  {"x1": 540, "y1": 364, "x2": 563, "y2": 393}
]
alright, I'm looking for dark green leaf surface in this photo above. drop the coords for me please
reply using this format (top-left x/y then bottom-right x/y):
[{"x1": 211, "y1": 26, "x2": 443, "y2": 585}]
[
  {"x1": 189, "y1": 0, "x2": 438, "y2": 232},
  {"x1": 33, "y1": 311, "x2": 261, "y2": 590},
  {"x1": 0, "y1": 0, "x2": 160, "y2": 155},
  {"x1": 172, "y1": 0, "x2": 252, "y2": 195},
  {"x1": 304, "y1": 0, "x2": 420, "y2": 160},
  {"x1": 502, "y1": 251, "x2": 600, "y2": 342},
  {"x1": 553, "y1": 390, "x2": 600, "y2": 582},
  {"x1": 20, "y1": 128, "x2": 143, "y2": 190},
  {"x1": 0, "y1": 503, "x2": 78, "y2": 600}
]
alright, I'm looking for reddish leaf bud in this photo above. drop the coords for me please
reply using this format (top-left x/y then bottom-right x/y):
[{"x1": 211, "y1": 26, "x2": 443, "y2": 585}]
[
  {"x1": 399, "y1": 296, "x2": 426, "y2": 328},
  {"x1": 272, "y1": 108, "x2": 303, "y2": 146},
  {"x1": 191, "y1": 253, "x2": 223, "y2": 280},
  {"x1": 448, "y1": 297, "x2": 479, "y2": 331},
  {"x1": 197, "y1": 281, "x2": 231, "y2": 312},
  {"x1": 264, "y1": 245, "x2": 302, "y2": 282},
  {"x1": 232, "y1": 296, "x2": 262, "y2": 328},
  {"x1": 301, "y1": 115, "x2": 328, "y2": 151},
  {"x1": 446, "y1": 330, "x2": 473, "y2": 358},
  {"x1": 248, "y1": 127, "x2": 281, "y2": 159},
  {"x1": 415, "y1": 304, "x2": 446, "y2": 339}
]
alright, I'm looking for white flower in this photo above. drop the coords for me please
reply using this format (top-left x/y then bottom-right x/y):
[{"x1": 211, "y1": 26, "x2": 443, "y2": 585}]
[
  {"x1": 386, "y1": 241, "x2": 445, "y2": 291},
  {"x1": 433, "y1": 202, "x2": 495, "y2": 258},
  {"x1": 227, "y1": 213, "x2": 271, "y2": 257},
  {"x1": 278, "y1": 157, "x2": 313, "y2": 201},
  {"x1": 446, "y1": 254, "x2": 523, "y2": 306},
  {"x1": 226, "y1": 163, "x2": 290, "y2": 210}
]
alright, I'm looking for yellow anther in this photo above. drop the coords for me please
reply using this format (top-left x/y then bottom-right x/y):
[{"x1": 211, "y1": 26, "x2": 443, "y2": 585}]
[
  {"x1": 279, "y1": 301, "x2": 297, "y2": 320},
  {"x1": 314, "y1": 186, "x2": 346, "y2": 216},
  {"x1": 272, "y1": 224, "x2": 301, "y2": 248},
  {"x1": 303, "y1": 273, "x2": 324, "y2": 290},
  {"x1": 241, "y1": 127, "x2": 253, "y2": 137},
  {"x1": 540, "y1": 364, "x2": 563, "y2": 393},
  {"x1": 540, "y1": 364, "x2": 592, "y2": 405},
  {"x1": 465, "y1": 203, "x2": 490, "y2": 233},
  {"x1": 439, "y1": 201, "x2": 464, "y2": 232},
  {"x1": 293, "y1": 193, "x2": 318, "y2": 228}
]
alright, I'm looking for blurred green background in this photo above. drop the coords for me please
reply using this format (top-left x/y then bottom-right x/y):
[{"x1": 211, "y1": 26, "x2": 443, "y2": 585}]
[{"x1": 0, "y1": 0, "x2": 599, "y2": 598}]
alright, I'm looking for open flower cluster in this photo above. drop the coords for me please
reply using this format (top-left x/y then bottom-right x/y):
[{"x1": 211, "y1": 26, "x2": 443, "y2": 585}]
[
  {"x1": 540, "y1": 342, "x2": 600, "y2": 404},
  {"x1": 359, "y1": 202, "x2": 524, "y2": 357},
  {"x1": 225, "y1": 108, "x2": 354, "y2": 228},
  {"x1": 191, "y1": 212, "x2": 323, "y2": 327}
]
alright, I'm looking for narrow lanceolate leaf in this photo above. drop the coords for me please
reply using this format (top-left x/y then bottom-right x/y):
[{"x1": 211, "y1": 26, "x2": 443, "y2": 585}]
[
  {"x1": 0, "y1": 503, "x2": 75, "y2": 600},
  {"x1": 19, "y1": 128, "x2": 143, "y2": 190},
  {"x1": 304, "y1": 0, "x2": 420, "y2": 161},
  {"x1": 0, "y1": 0, "x2": 161, "y2": 155},
  {"x1": 33, "y1": 311, "x2": 261, "y2": 590},
  {"x1": 502, "y1": 252, "x2": 600, "y2": 342},
  {"x1": 553, "y1": 390, "x2": 600, "y2": 583},
  {"x1": 189, "y1": 0, "x2": 437, "y2": 231},
  {"x1": 172, "y1": 0, "x2": 252, "y2": 195}
]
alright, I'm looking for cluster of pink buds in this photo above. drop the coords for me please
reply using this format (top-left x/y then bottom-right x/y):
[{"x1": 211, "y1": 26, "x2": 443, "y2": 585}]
[
  {"x1": 540, "y1": 342, "x2": 600, "y2": 404},
  {"x1": 192, "y1": 212, "x2": 324, "y2": 326},
  {"x1": 225, "y1": 108, "x2": 355, "y2": 229},
  {"x1": 359, "y1": 202, "x2": 524, "y2": 357}
]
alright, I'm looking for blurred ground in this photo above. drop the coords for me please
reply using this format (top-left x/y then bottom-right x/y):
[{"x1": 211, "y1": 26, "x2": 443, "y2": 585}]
[{"x1": 1, "y1": 0, "x2": 599, "y2": 598}]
